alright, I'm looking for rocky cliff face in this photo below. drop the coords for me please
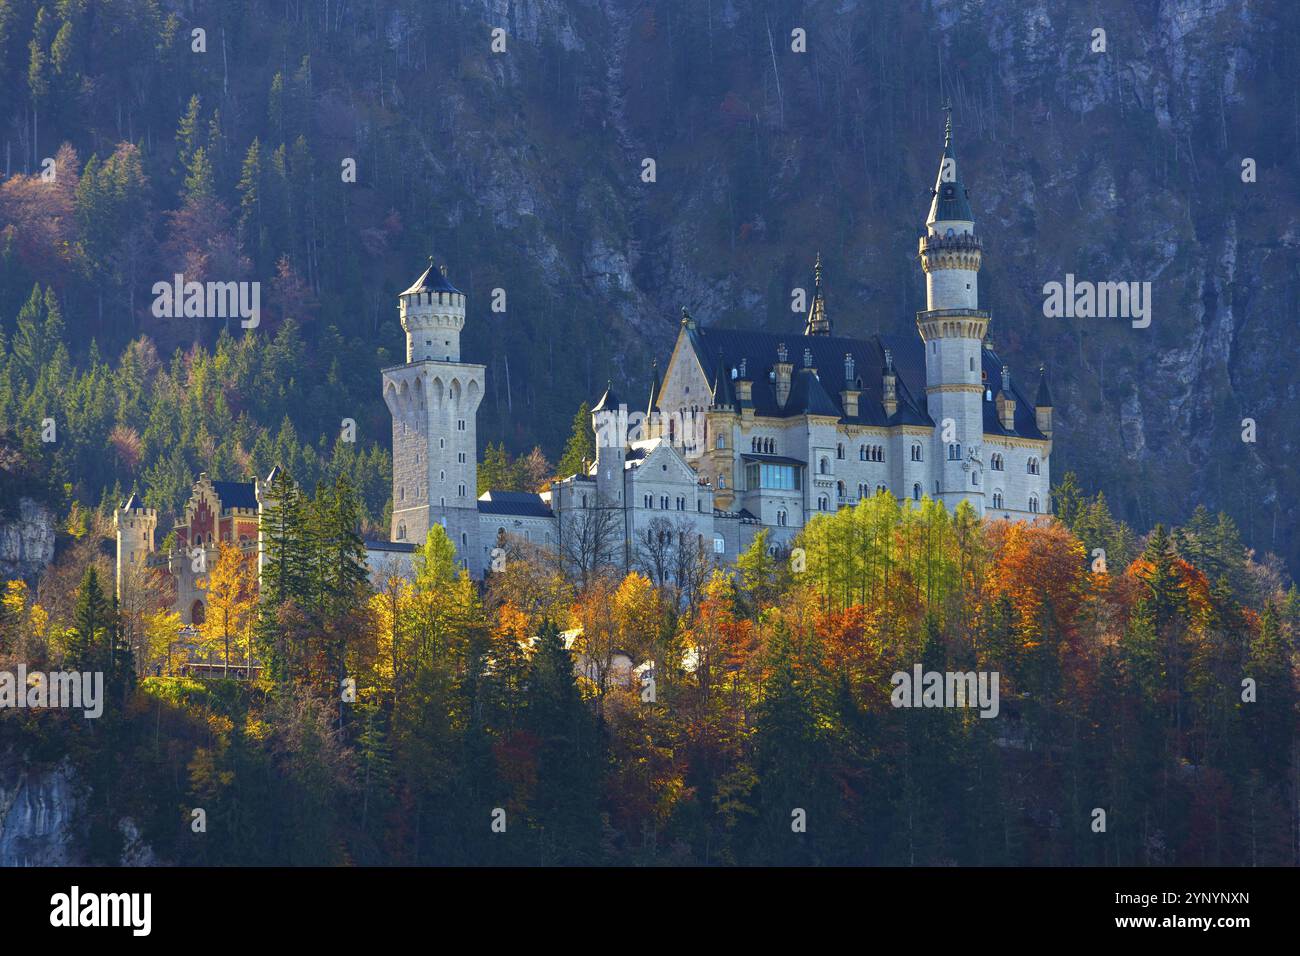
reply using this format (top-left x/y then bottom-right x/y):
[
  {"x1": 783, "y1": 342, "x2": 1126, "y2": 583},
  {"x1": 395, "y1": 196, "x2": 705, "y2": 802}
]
[
  {"x1": 0, "y1": 497, "x2": 56, "y2": 582},
  {"x1": 0, "y1": 754, "x2": 83, "y2": 866},
  {"x1": 415, "y1": 0, "x2": 1297, "y2": 573}
]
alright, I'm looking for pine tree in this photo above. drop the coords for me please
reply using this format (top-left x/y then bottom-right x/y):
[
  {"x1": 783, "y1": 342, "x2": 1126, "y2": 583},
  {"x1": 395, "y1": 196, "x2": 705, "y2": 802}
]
[
  {"x1": 556, "y1": 402, "x2": 594, "y2": 479},
  {"x1": 69, "y1": 566, "x2": 111, "y2": 670}
]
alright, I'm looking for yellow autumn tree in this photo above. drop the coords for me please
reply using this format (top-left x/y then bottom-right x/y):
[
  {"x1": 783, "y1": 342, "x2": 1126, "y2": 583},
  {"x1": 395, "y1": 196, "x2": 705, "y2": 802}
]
[{"x1": 198, "y1": 541, "x2": 258, "y2": 676}]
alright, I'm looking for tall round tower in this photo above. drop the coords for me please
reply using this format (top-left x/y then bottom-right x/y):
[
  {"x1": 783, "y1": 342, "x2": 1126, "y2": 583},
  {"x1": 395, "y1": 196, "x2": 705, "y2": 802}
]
[
  {"x1": 114, "y1": 492, "x2": 157, "y2": 600},
  {"x1": 400, "y1": 258, "x2": 467, "y2": 363},
  {"x1": 917, "y1": 108, "x2": 988, "y2": 513}
]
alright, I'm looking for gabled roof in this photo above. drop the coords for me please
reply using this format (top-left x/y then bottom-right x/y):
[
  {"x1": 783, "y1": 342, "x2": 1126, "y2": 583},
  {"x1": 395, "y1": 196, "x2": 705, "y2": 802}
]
[
  {"x1": 402, "y1": 259, "x2": 462, "y2": 296},
  {"x1": 477, "y1": 490, "x2": 552, "y2": 518}
]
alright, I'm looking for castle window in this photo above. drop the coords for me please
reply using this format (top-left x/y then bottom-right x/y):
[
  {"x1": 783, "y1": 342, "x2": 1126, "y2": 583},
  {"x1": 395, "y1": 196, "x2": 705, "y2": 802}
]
[
  {"x1": 858, "y1": 483, "x2": 867, "y2": 498},
  {"x1": 440, "y1": 438, "x2": 445, "y2": 448},
  {"x1": 1029, "y1": 494, "x2": 1040, "y2": 514},
  {"x1": 1027, "y1": 457, "x2": 1040, "y2": 475},
  {"x1": 752, "y1": 437, "x2": 758, "y2": 452},
  {"x1": 876, "y1": 483, "x2": 888, "y2": 495},
  {"x1": 970, "y1": 357, "x2": 975, "y2": 371},
  {"x1": 718, "y1": 475, "x2": 726, "y2": 489},
  {"x1": 947, "y1": 443, "x2": 962, "y2": 461},
  {"x1": 818, "y1": 495, "x2": 828, "y2": 511},
  {"x1": 991, "y1": 453, "x2": 1004, "y2": 471},
  {"x1": 190, "y1": 600, "x2": 205, "y2": 625},
  {"x1": 458, "y1": 484, "x2": 466, "y2": 497},
  {"x1": 836, "y1": 443, "x2": 845, "y2": 460},
  {"x1": 913, "y1": 483, "x2": 922, "y2": 501},
  {"x1": 457, "y1": 420, "x2": 466, "y2": 431},
  {"x1": 581, "y1": 494, "x2": 588, "y2": 508},
  {"x1": 819, "y1": 457, "x2": 830, "y2": 475},
  {"x1": 972, "y1": 471, "x2": 979, "y2": 486},
  {"x1": 397, "y1": 522, "x2": 407, "y2": 540},
  {"x1": 777, "y1": 509, "x2": 787, "y2": 526},
  {"x1": 992, "y1": 491, "x2": 1004, "y2": 509},
  {"x1": 644, "y1": 494, "x2": 653, "y2": 508},
  {"x1": 859, "y1": 445, "x2": 867, "y2": 461},
  {"x1": 399, "y1": 487, "x2": 404, "y2": 501},
  {"x1": 716, "y1": 435, "x2": 725, "y2": 450},
  {"x1": 836, "y1": 481, "x2": 846, "y2": 500},
  {"x1": 660, "y1": 495, "x2": 669, "y2": 509},
  {"x1": 462, "y1": 533, "x2": 468, "y2": 548},
  {"x1": 676, "y1": 496, "x2": 686, "y2": 511},
  {"x1": 911, "y1": 443, "x2": 923, "y2": 462}
]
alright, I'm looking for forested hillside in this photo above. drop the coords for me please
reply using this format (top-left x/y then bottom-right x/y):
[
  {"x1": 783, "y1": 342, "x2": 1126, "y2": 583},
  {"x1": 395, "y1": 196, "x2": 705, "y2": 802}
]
[
  {"x1": 2, "y1": 474, "x2": 1295, "y2": 865},
  {"x1": 0, "y1": 0, "x2": 1297, "y2": 573}
]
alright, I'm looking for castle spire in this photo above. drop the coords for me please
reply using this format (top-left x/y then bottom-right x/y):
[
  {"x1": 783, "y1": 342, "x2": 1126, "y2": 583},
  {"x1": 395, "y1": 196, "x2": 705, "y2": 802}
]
[
  {"x1": 803, "y1": 252, "x2": 831, "y2": 336},
  {"x1": 927, "y1": 103, "x2": 974, "y2": 226}
]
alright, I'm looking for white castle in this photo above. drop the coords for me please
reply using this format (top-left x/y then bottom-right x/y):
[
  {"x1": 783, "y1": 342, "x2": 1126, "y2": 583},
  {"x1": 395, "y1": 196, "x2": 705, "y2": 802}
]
[
  {"x1": 383, "y1": 115, "x2": 1054, "y2": 578},
  {"x1": 116, "y1": 115, "x2": 1054, "y2": 612}
]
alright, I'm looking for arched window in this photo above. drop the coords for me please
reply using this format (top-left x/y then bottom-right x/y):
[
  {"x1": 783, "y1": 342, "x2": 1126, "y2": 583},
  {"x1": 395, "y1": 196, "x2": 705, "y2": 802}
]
[
  {"x1": 970, "y1": 357, "x2": 976, "y2": 371},
  {"x1": 718, "y1": 475, "x2": 726, "y2": 489},
  {"x1": 911, "y1": 443, "x2": 923, "y2": 462},
  {"x1": 1029, "y1": 494, "x2": 1040, "y2": 514},
  {"x1": 858, "y1": 483, "x2": 867, "y2": 498},
  {"x1": 752, "y1": 437, "x2": 758, "y2": 452},
  {"x1": 859, "y1": 445, "x2": 867, "y2": 461},
  {"x1": 1027, "y1": 457, "x2": 1040, "y2": 475},
  {"x1": 836, "y1": 443, "x2": 845, "y2": 460},
  {"x1": 398, "y1": 486, "x2": 404, "y2": 501},
  {"x1": 992, "y1": 491, "x2": 1004, "y2": 509},
  {"x1": 947, "y1": 443, "x2": 962, "y2": 461},
  {"x1": 777, "y1": 509, "x2": 787, "y2": 527},
  {"x1": 991, "y1": 453, "x2": 1004, "y2": 471},
  {"x1": 716, "y1": 435, "x2": 725, "y2": 449},
  {"x1": 876, "y1": 483, "x2": 888, "y2": 495},
  {"x1": 397, "y1": 522, "x2": 407, "y2": 540},
  {"x1": 971, "y1": 471, "x2": 979, "y2": 486},
  {"x1": 190, "y1": 600, "x2": 205, "y2": 625},
  {"x1": 912, "y1": 483, "x2": 922, "y2": 501},
  {"x1": 836, "y1": 480, "x2": 846, "y2": 499},
  {"x1": 819, "y1": 457, "x2": 830, "y2": 475},
  {"x1": 818, "y1": 495, "x2": 828, "y2": 511}
]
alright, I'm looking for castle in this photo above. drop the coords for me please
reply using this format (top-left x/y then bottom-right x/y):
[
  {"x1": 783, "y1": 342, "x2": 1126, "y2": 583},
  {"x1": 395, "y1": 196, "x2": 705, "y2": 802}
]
[
  {"x1": 382, "y1": 113, "x2": 1053, "y2": 577},
  {"x1": 116, "y1": 114, "x2": 1054, "y2": 619}
]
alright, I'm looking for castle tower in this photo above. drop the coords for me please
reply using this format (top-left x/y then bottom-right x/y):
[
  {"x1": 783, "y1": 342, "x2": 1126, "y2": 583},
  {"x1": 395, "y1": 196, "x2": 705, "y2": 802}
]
[
  {"x1": 114, "y1": 492, "x2": 157, "y2": 601},
  {"x1": 917, "y1": 107, "x2": 988, "y2": 513},
  {"x1": 591, "y1": 383, "x2": 626, "y2": 508},
  {"x1": 382, "y1": 260, "x2": 484, "y2": 566}
]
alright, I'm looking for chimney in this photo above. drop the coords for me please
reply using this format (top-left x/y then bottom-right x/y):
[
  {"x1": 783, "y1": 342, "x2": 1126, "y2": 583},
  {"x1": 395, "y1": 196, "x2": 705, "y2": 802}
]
[
  {"x1": 882, "y1": 349, "x2": 898, "y2": 417},
  {"x1": 997, "y1": 365, "x2": 1017, "y2": 430},
  {"x1": 840, "y1": 353, "x2": 860, "y2": 418},
  {"x1": 774, "y1": 343, "x2": 793, "y2": 409},
  {"x1": 735, "y1": 357, "x2": 752, "y2": 402}
]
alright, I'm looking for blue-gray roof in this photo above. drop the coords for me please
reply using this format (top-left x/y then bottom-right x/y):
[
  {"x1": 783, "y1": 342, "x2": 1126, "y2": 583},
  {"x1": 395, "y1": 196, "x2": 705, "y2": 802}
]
[
  {"x1": 683, "y1": 324, "x2": 1046, "y2": 440},
  {"x1": 477, "y1": 490, "x2": 552, "y2": 518},
  {"x1": 212, "y1": 480, "x2": 257, "y2": 510}
]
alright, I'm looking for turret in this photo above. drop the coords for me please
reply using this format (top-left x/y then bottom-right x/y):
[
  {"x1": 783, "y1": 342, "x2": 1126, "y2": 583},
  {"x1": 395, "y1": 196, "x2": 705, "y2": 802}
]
[
  {"x1": 1035, "y1": 365, "x2": 1054, "y2": 438},
  {"x1": 399, "y1": 258, "x2": 466, "y2": 363},
  {"x1": 591, "y1": 383, "x2": 625, "y2": 506},
  {"x1": 114, "y1": 492, "x2": 157, "y2": 601},
  {"x1": 916, "y1": 107, "x2": 988, "y2": 514},
  {"x1": 804, "y1": 252, "x2": 831, "y2": 336}
]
